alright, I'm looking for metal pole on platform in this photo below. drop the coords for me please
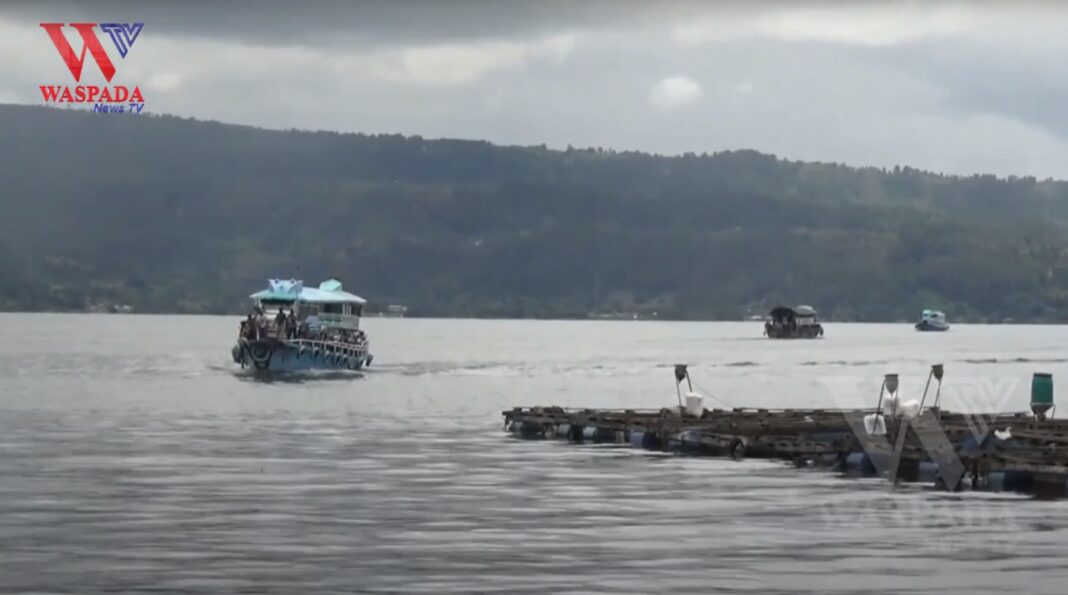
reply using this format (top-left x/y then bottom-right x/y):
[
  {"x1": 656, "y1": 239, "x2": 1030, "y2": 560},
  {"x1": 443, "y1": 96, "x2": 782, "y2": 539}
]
[{"x1": 918, "y1": 369, "x2": 934, "y2": 411}]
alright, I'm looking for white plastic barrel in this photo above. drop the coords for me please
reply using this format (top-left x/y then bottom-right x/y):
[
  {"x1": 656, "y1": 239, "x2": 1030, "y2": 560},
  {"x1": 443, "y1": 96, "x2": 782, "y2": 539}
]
[{"x1": 685, "y1": 392, "x2": 704, "y2": 417}]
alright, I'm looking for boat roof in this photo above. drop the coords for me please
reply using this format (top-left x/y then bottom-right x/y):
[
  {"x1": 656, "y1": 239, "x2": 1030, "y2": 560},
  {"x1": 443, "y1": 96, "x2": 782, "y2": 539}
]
[
  {"x1": 250, "y1": 278, "x2": 367, "y2": 305},
  {"x1": 769, "y1": 305, "x2": 795, "y2": 318},
  {"x1": 769, "y1": 305, "x2": 819, "y2": 317},
  {"x1": 922, "y1": 309, "x2": 945, "y2": 317}
]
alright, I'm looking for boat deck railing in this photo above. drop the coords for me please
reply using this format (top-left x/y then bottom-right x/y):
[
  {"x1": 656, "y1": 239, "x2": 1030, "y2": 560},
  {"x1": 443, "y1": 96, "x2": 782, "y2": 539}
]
[{"x1": 287, "y1": 337, "x2": 369, "y2": 356}]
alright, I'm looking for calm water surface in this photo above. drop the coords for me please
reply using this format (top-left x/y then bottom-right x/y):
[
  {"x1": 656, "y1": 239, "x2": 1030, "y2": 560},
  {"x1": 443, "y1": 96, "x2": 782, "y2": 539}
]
[{"x1": 2, "y1": 315, "x2": 1068, "y2": 594}]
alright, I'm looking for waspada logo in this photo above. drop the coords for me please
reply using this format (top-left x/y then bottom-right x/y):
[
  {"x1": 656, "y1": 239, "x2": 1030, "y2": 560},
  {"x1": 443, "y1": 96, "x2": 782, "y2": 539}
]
[{"x1": 39, "y1": 22, "x2": 145, "y2": 112}]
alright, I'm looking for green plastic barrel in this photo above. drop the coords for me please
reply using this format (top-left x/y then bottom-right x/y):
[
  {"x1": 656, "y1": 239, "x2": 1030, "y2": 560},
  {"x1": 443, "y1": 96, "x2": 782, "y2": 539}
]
[{"x1": 1032, "y1": 373, "x2": 1054, "y2": 417}]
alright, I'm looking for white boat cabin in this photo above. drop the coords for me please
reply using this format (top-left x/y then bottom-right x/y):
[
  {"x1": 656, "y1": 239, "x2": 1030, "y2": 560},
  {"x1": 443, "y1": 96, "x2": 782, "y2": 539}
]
[
  {"x1": 920, "y1": 309, "x2": 947, "y2": 323},
  {"x1": 793, "y1": 304, "x2": 820, "y2": 327},
  {"x1": 250, "y1": 277, "x2": 366, "y2": 332}
]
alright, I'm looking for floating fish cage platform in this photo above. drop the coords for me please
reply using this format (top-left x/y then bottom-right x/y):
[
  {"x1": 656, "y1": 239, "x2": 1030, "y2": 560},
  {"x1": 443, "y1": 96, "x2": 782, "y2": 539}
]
[{"x1": 502, "y1": 405, "x2": 1068, "y2": 498}]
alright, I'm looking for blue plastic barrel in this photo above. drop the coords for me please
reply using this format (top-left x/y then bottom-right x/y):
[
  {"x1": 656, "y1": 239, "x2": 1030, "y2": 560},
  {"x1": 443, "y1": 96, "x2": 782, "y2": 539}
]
[
  {"x1": 917, "y1": 461, "x2": 940, "y2": 484},
  {"x1": 842, "y1": 452, "x2": 877, "y2": 476}
]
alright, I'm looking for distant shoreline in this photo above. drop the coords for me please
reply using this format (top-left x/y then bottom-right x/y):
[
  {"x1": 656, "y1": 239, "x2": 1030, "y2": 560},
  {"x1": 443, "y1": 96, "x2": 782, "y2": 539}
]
[{"x1": 0, "y1": 310, "x2": 1062, "y2": 325}]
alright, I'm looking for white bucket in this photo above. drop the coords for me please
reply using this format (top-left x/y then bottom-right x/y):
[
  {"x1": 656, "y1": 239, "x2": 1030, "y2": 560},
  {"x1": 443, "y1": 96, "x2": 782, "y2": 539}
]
[
  {"x1": 863, "y1": 413, "x2": 887, "y2": 435},
  {"x1": 897, "y1": 398, "x2": 921, "y2": 418},
  {"x1": 685, "y1": 392, "x2": 704, "y2": 417}
]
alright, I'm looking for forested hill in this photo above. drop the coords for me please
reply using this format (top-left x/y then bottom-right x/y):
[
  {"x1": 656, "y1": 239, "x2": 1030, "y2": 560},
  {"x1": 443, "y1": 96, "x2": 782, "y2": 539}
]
[{"x1": 2, "y1": 104, "x2": 1068, "y2": 321}]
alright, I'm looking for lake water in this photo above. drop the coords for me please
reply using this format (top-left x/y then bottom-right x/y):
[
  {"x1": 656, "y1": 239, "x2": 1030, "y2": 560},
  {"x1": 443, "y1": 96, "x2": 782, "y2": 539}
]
[{"x1": 2, "y1": 315, "x2": 1068, "y2": 594}]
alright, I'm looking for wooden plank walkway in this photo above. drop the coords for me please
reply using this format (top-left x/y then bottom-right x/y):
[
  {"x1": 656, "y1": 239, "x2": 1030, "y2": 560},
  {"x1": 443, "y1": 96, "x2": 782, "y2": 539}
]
[{"x1": 503, "y1": 406, "x2": 1068, "y2": 497}]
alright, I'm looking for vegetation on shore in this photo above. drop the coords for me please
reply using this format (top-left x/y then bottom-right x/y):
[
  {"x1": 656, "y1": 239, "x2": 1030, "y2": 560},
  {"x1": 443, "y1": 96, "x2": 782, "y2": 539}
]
[{"x1": 2, "y1": 105, "x2": 1068, "y2": 322}]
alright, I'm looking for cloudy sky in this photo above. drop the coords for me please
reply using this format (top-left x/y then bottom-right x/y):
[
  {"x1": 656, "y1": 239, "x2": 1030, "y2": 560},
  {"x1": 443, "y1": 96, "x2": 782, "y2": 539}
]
[{"x1": 3, "y1": 1, "x2": 1068, "y2": 178}]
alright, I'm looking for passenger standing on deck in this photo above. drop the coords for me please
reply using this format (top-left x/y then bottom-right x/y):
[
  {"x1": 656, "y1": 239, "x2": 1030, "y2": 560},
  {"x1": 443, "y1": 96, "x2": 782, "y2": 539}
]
[
  {"x1": 274, "y1": 308, "x2": 287, "y2": 337},
  {"x1": 255, "y1": 308, "x2": 267, "y2": 339},
  {"x1": 285, "y1": 310, "x2": 297, "y2": 339}
]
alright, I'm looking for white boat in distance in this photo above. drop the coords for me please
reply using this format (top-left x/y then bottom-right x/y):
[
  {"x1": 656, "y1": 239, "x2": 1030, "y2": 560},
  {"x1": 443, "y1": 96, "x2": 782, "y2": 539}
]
[{"x1": 915, "y1": 309, "x2": 950, "y2": 332}]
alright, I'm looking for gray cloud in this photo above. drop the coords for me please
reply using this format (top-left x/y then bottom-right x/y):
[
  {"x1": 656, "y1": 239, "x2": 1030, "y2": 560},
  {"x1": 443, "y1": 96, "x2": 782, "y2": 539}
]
[
  {"x1": 878, "y1": 39, "x2": 1068, "y2": 144},
  {"x1": 4, "y1": 1, "x2": 1068, "y2": 178},
  {"x1": 0, "y1": 0, "x2": 677, "y2": 47}
]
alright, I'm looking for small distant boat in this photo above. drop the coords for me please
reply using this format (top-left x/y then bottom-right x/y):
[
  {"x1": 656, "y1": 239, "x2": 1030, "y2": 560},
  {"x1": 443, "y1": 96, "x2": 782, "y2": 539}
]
[
  {"x1": 232, "y1": 278, "x2": 373, "y2": 372},
  {"x1": 764, "y1": 305, "x2": 824, "y2": 339},
  {"x1": 381, "y1": 304, "x2": 408, "y2": 318},
  {"x1": 915, "y1": 309, "x2": 950, "y2": 332}
]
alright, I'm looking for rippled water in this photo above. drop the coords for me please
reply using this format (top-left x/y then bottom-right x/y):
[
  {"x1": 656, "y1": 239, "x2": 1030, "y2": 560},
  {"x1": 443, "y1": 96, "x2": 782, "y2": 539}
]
[{"x1": 2, "y1": 315, "x2": 1068, "y2": 593}]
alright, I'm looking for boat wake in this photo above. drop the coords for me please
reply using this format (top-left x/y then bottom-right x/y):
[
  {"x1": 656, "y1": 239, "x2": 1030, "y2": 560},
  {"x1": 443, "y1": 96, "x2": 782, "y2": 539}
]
[
  {"x1": 961, "y1": 357, "x2": 1068, "y2": 365},
  {"x1": 800, "y1": 359, "x2": 899, "y2": 367},
  {"x1": 228, "y1": 367, "x2": 366, "y2": 383}
]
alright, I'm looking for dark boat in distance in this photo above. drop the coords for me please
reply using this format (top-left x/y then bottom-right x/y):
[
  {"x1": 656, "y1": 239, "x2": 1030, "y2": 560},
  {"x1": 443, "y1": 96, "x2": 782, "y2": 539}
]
[{"x1": 764, "y1": 305, "x2": 824, "y2": 339}]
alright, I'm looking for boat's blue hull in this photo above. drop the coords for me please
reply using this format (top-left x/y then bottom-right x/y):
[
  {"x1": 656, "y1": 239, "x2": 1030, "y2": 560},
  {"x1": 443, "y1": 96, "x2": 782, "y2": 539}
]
[
  {"x1": 232, "y1": 339, "x2": 372, "y2": 372},
  {"x1": 915, "y1": 321, "x2": 950, "y2": 331}
]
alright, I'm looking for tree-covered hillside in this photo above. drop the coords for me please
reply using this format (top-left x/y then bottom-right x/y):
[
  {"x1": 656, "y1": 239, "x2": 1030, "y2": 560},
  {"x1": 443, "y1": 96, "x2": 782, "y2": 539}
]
[{"x1": 2, "y1": 104, "x2": 1068, "y2": 321}]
